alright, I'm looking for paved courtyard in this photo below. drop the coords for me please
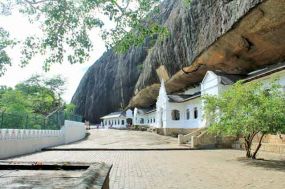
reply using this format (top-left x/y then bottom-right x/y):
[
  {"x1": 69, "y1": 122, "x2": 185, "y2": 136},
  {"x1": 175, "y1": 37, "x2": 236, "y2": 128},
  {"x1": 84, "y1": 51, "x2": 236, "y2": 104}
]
[
  {"x1": 5, "y1": 129, "x2": 285, "y2": 189},
  {"x1": 51, "y1": 129, "x2": 188, "y2": 149}
]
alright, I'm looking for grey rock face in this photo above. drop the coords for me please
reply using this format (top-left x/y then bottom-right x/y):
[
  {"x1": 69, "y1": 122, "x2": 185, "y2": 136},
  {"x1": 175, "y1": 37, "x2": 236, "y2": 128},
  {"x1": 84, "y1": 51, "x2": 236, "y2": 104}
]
[{"x1": 72, "y1": 0, "x2": 266, "y2": 123}]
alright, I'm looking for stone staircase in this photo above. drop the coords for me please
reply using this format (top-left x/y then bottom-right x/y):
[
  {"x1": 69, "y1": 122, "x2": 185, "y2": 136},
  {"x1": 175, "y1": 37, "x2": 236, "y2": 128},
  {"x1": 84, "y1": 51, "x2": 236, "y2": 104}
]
[{"x1": 178, "y1": 128, "x2": 207, "y2": 147}]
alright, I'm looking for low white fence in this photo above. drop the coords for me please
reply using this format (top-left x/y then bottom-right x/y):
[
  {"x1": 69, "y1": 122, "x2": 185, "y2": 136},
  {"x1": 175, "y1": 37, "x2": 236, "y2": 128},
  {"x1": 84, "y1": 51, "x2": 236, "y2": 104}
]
[{"x1": 0, "y1": 120, "x2": 86, "y2": 159}]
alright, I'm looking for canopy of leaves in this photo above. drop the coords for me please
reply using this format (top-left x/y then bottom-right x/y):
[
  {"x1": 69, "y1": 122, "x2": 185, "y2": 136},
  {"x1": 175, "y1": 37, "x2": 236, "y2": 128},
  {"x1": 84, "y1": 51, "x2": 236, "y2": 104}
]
[
  {"x1": 0, "y1": 0, "x2": 171, "y2": 74},
  {"x1": 0, "y1": 89, "x2": 32, "y2": 114},
  {"x1": 0, "y1": 27, "x2": 14, "y2": 76},
  {"x1": 0, "y1": 74, "x2": 66, "y2": 115},
  {"x1": 203, "y1": 80, "x2": 285, "y2": 137}
]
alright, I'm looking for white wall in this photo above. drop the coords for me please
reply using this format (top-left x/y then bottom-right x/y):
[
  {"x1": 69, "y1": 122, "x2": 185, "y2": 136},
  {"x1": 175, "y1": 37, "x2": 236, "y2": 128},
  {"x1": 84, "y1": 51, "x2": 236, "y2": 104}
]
[
  {"x1": 250, "y1": 70, "x2": 285, "y2": 89},
  {"x1": 103, "y1": 117, "x2": 127, "y2": 128},
  {"x1": 0, "y1": 120, "x2": 86, "y2": 159},
  {"x1": 62, "y1": 120, "x2": 86, "y2": 144},
  {"x1": 201, "y1": 71, "x2": 221, "y2": 96},
  {"x1": 145, "y1": 111, "x2": 156, "y2": 127},
  {"x1": 134, "y1": 110, "x2": 156, "y2": 127},
  {"x1": 163, "y1": 97, "x2": 203, "y2": 129}
]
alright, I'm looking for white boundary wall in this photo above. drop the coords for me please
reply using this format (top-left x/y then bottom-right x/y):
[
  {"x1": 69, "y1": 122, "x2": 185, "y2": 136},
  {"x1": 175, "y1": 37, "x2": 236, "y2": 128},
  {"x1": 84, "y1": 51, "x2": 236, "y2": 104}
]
[
  {"x1": 62, "y1": 120, "x2": 86, "y2": 144},
  {"x1": 0, "y1": 120, "x2": 86, "y2": 159}
]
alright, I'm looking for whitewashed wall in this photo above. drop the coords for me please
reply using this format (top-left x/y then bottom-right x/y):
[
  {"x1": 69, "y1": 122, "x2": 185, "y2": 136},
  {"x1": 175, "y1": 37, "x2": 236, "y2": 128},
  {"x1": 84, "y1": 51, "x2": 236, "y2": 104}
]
[
  {"x1": 161, "y1": 97, "x2": 203, "y2": 129},
  {"x1": 103, "y1": 118, "x2": 127, "y2": 128},
  {"x1": 145, "y1": 111, "x2": 156, "y2": 127},
  {"x1": 62, "y1": 120, "x2": 86, "y2": 144},
  {"x1": 134, "y1": 109, "x2": 156, "y2": 127},
  {"x1": 251, "y1": 70, "x2": 285, "y2": 89},
  {"x1": 0, "y1": 120, "x2": 86, "y2": 159}
]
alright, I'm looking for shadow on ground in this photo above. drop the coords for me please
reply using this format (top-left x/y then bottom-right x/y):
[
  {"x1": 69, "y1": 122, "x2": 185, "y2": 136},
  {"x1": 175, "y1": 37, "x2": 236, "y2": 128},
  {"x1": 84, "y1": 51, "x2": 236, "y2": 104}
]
[{"x1": 238, "y1": 158, "x2": 285, "y2": 172}]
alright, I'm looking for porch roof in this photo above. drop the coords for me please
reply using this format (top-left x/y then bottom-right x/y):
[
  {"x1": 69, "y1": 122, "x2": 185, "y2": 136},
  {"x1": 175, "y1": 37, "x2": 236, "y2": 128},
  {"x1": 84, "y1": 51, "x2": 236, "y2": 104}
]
[
  {"x1": 244, "y1": 62, "x2": 285, "y2": 82},
  {"x1": 100, "y1": 111, "x2": 126, "y2": 119},
  {"x1": 168, "y1": 92, "x2": 201, "y2": 103}
]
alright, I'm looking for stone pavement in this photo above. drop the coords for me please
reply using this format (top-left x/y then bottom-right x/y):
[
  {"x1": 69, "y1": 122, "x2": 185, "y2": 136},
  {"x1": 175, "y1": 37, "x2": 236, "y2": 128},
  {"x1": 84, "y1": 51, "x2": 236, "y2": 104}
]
[
  {"x1": 5, "y1": 129, "x2": 285, "y2": 189},
  {"x1": 49, "y1": 129, "x2": 189, "y2": 149}
]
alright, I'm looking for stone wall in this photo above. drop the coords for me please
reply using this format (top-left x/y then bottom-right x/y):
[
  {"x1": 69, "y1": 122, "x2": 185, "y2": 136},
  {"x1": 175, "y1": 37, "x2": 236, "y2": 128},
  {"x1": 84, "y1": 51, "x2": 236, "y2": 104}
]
[
  {"x1": 191, "y1": 132, "x2": 236, "y2": 149},
  {"x1": 232, "y1": 134, "x2": 285, "y2": 154},
  {"x1": 155, "y1": 128, "x2": 197, "y2": 137}
]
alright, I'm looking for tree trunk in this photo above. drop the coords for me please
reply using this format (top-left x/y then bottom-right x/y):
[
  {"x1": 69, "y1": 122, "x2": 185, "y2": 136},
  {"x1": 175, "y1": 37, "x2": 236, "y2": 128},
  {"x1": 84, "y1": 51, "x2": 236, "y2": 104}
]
[
  {"x1": 245, "y1": 139, "x2": 252, "y2": 158},
  {"x1": 252, "y1": 133, "x2": 265, "y2": 159},
  {"x1": 244, "y1": 132, "x2": 258, "y2": 158}
]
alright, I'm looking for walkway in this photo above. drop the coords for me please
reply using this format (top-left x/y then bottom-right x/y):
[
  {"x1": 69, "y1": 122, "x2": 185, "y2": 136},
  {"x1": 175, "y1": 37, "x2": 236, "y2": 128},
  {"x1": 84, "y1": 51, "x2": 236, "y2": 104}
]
[
  {"x1": 48, "y1": 129, "x2": 189, "y2": 150},
  {"x1": 4, "y1": 129, "x2": 285, "y2": 189}
]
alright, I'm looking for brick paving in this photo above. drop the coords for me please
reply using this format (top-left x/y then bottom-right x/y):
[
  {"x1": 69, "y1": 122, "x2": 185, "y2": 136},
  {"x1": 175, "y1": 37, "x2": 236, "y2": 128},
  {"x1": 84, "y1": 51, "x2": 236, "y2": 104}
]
[
  {"x1": 5, "y1": 130, "x2": 285, "y2": 189},
  {"x1": 50, "y1": 129, "x2": 189, "y2": 149}
]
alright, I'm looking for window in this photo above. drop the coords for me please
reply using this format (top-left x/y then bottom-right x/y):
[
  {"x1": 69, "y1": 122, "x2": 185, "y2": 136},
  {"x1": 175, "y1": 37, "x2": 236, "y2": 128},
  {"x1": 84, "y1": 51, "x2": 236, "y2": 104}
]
[
  {"x1": 114, "y1": 120, "x2": 116, "y2": 125},
  {"x1": 140, "y1": 118, "x2": 144, "y2": 124},
  {"x1": 154, "y1": 118, "x2": 155, "y2": 123},
  {"x1": 186, "y1": 109, "x2": 190, "y2": 120},
  {"x1": 122, "y1": 120, "x2": 125, "y2": 125},
  {"x1": 171, "y1": 110, "x2": 180, "y2": 120},
  {"x1": 194, "y1": 107, "x2": 198, "y2": 119}
]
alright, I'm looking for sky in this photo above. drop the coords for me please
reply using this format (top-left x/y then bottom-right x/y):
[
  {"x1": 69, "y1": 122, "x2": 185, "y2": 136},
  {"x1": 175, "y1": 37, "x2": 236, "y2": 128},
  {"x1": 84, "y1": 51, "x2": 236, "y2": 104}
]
[{"x1": 0, "y1": 11, "x2": 107, "y2": 103}]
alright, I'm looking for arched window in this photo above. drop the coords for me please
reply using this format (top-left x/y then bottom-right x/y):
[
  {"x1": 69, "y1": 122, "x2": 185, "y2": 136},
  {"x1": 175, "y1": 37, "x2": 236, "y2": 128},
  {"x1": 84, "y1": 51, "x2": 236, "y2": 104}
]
[
  {"x1": 114, "y1": 120, "x2": 116, "y2": 125},
  {"x1": 171, "y1": 110, "x2": 180, "y2": 120},
  {"x1": 194, "y1": 107, "x2": 198, "y2": 119},
  {"x1": 122, "y1": 120, "x2": 124, "y2": 125},
  {"x1": 153, "y1": 118, "x2": 155, "y2": 123},
  {"x1": 186, "y1": 109, "x2": 190, "y2": 120},
  {"x1": 140, "y1": 118, "x2": 144, "y2": 124}
]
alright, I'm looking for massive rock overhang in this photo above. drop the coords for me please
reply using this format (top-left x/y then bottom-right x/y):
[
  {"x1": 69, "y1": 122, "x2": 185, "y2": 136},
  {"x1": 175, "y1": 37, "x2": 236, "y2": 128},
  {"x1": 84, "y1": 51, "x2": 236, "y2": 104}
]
[{"x1": 129, "y1": 0, "x2": 285, "y2": 108}]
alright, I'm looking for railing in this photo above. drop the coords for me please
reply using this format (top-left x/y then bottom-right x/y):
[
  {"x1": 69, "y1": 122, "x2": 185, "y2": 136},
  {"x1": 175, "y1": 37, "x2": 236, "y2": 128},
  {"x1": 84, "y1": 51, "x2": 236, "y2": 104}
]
[
  {"x1": 0, "y1": 108, "x2": 82, "y2": 130},
  {"x1": 64, "y1": 113, "x2": 82, "y2": 122}
]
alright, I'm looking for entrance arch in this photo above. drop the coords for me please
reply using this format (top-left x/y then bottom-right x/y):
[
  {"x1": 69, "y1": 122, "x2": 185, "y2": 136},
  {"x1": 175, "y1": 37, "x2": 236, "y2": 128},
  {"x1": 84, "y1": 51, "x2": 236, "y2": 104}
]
[{"x1": 126, "y1": 118, "x2": 133, "y2": 126}]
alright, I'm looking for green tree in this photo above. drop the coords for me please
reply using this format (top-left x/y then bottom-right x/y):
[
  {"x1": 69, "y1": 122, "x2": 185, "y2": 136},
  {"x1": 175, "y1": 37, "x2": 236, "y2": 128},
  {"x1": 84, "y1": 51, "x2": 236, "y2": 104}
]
[
  {"x1": 0, "y1": 90, "x2": 32, "y2": 113},
  {"x1": 0, "y1": 27, "x2": 14, "y2": 76},
  {"x1": 0, "y1": 0, "x2": 172, "y2": 73},
  {"x1": 64, "y1": 103, "x2": 76, "y2": 114},
  {"x1": 203, "y1": 80, "x2": 285, "y2": 159},
  {"x1": 15, "y1": 74, "x2": 66, "y2": 115}
]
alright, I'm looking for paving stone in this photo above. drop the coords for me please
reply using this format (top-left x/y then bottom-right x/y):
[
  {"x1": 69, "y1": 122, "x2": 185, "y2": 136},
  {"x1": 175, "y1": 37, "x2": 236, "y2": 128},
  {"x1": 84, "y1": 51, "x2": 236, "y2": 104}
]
[{"x1": 5, "y1": 130, "x2": 285, "y2": 189}]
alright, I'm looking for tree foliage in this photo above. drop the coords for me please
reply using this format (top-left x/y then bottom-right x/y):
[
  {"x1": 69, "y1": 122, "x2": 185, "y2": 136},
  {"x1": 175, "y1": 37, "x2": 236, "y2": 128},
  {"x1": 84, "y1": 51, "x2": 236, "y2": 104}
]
[
  {"x1": 0, "y1": 74, "x2": 66, "y2": 115},
  {"x1": 0, "y1": 89, "x2": 32, "y2": 114},
  {"x1": 0, "y1": 0, "x2": 172, "y2": 74},
  {"x1": 203, "y1": 80, "x2": 285, "y2": 159},
  {"x1": 0, "y1": 27, "x2": 14, "y2": 76}
]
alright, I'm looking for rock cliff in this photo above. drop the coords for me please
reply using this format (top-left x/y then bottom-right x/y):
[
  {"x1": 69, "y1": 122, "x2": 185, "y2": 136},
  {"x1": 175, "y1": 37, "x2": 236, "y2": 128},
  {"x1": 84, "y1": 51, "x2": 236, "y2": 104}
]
[{"x1": 72, "y1": 0, "x2": 285, "y2": 123}]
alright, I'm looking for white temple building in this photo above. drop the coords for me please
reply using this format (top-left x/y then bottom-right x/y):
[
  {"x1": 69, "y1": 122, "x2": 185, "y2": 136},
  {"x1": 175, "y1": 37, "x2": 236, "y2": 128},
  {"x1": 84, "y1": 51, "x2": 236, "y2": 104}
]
[
  {"x1": 101, "y1": 109, "x2": 133, "y2": 128},
  {"x1": 101, "y1": 62, "x2": 285, "y2": 134}
]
